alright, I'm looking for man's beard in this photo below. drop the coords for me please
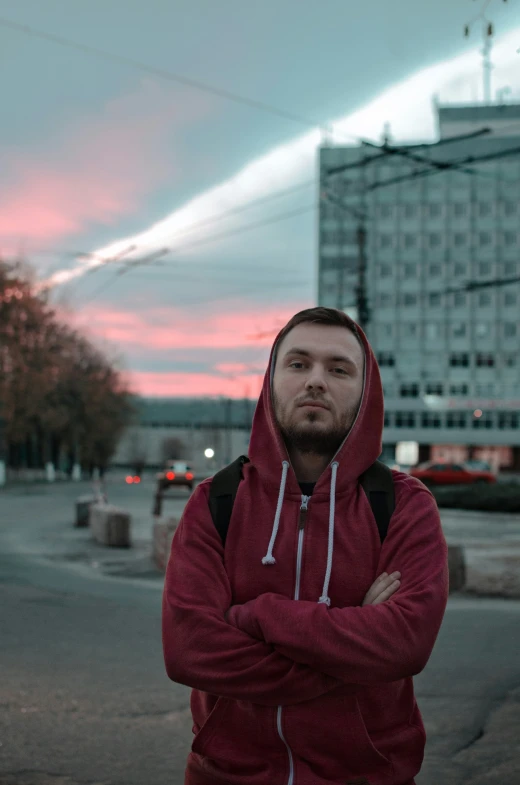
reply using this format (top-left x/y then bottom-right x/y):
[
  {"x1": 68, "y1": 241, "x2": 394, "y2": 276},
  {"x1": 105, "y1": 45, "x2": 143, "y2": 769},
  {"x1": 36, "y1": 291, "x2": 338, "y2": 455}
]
[{"x1": 274, "y1": 395, "x2": 359, "y2": 457}]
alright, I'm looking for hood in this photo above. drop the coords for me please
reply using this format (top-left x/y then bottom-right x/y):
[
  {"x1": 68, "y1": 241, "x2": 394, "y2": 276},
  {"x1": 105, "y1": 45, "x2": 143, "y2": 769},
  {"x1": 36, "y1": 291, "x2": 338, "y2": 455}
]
[{"x1": 248, "y1": 314, "x2": 384, "y2": 497}]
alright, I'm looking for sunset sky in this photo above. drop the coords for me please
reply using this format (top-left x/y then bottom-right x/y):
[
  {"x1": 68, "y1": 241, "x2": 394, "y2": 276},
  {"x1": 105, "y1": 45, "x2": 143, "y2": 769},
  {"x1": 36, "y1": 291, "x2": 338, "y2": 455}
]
[{"x1": 2, "y1": 0, "x2": 520, "y2": 398}]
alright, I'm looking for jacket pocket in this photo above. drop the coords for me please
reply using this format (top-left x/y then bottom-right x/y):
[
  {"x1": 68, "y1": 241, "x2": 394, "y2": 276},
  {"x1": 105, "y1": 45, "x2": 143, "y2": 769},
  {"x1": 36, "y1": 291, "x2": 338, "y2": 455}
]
[
  {"x1": 283, "y1": 691, "x2": 392, "y2": 781},
  {"x1": 190, "y1": 693, "x2": 280, "y2": 783}
]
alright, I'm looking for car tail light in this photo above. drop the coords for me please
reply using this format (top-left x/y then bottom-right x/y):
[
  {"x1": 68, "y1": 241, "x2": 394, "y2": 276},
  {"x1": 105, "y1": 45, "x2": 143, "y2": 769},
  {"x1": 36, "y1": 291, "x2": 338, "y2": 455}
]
[
  {"x1": 133, "y1": 476, "x2": 141, "y2": 484},
  {"x1": 186, "y1": 472, "x2": 194, "y2": 480},
  {"x1": 166, "y1": 471, "x2": 175, "y2": 480},
  {"x1": 126, "y1": 476, "x2": 134, "y2": 484}
]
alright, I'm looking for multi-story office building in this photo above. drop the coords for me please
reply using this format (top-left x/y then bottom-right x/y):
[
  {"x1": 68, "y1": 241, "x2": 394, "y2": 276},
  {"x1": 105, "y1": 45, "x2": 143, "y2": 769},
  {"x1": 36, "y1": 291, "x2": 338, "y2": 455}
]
[{"x1": 318, "y1": 103, "x2": 520, "y2": 470}]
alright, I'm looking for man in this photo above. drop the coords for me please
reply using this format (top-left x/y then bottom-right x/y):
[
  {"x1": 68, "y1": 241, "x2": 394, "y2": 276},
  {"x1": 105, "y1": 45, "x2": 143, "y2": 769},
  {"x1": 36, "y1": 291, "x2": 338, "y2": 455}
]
[{"x1": 162, "y1": 307, "x2": 449, "y2": 785}]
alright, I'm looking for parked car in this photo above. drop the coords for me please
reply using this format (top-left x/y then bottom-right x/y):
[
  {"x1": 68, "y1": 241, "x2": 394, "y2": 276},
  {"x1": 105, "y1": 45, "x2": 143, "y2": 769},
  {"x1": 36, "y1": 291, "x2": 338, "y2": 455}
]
[
  {"x1": 409, "y1": 461, "x2": 496, "y2": 486},
  {"x1": 156, "y1": 460, "x2": 195, "y2": 491},
  {"x1": 464, "y1": 459, "x2": 492, "y2": 472}
]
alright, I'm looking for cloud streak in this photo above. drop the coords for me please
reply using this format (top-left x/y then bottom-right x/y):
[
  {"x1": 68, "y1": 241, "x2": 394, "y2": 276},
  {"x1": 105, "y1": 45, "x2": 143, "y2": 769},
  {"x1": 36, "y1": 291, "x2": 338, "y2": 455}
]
[{"x1": 47, "y1": 25, "x2": 520, "y2": 289}]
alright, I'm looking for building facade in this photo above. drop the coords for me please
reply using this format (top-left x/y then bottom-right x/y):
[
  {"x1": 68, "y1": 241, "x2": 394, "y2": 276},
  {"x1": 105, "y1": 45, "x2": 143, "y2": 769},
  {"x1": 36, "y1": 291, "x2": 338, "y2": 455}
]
[{"x1": 318, "y1": 103, "x2": 520, "y2": 470}]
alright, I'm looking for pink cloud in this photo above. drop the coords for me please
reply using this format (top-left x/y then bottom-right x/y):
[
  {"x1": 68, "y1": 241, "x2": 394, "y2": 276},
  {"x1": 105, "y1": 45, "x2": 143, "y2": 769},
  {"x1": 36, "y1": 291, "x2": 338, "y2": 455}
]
[
  {"x1": 64, "y1": 298, "x2": 312, "y2": 396},
  {"x1": 0, "y1": 80, "x2": 213, "y2": 251},
  {"x1": 128, "y1": 370, "x2": 266, "y2": 399},
  {"x1": 71, "y1": 301, "x2": 305, "y2": 351}
]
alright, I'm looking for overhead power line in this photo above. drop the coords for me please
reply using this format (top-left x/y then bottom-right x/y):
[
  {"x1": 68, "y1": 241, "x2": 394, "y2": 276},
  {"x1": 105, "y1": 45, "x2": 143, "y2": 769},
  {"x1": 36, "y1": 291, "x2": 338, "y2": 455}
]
[
  {"x1": 76, "y1": 202, "x2": 316, "y2": 307},
  {"x1": 0, "y1": 15, "x2": 358, "y2": 138}
]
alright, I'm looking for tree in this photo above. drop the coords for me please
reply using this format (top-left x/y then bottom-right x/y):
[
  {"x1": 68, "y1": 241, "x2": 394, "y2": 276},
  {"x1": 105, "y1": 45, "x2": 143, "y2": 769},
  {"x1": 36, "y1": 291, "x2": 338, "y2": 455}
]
[{"x1": 0, "y1": 258, "x2": 134, "y2": 472}]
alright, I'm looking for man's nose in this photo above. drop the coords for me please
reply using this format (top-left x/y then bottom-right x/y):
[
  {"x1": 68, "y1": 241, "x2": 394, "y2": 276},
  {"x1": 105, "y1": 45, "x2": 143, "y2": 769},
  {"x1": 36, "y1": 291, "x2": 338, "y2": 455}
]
[{"x1": 305, "y1": 368, "x2": 327, "y2": 390}]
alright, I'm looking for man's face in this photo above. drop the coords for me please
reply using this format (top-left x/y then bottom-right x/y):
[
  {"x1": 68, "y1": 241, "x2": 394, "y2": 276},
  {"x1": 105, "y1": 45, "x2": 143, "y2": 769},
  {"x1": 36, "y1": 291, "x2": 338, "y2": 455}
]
[{"x1": 272, "y1": 322, "x2": 365, "y2": 456}]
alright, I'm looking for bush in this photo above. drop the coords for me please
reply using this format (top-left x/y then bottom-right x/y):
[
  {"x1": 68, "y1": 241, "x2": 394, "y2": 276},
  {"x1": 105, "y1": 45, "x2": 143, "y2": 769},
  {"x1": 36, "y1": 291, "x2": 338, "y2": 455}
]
[{"x1": 431, "y1": 483, "x2": 520, "y2": 513}]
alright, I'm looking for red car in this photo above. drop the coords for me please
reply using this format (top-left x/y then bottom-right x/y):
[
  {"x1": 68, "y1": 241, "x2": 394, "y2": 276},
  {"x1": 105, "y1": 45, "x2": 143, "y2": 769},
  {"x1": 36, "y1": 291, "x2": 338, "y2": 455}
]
[{"x1": 409, "y1": 462, "x2": 496, "y2": 486}]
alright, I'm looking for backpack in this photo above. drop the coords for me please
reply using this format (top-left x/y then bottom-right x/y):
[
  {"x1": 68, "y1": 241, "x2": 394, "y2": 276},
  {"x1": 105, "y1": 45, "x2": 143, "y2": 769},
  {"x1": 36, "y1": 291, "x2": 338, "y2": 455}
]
[{"x1": 208, "y1": 455, "x2": 395, "y2": 548}]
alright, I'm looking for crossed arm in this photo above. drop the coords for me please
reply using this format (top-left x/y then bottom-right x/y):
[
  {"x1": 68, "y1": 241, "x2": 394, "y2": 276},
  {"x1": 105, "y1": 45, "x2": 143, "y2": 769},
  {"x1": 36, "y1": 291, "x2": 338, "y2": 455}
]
[{"x1": 162, "y1": 480, "x2": 448, "y2": 704}]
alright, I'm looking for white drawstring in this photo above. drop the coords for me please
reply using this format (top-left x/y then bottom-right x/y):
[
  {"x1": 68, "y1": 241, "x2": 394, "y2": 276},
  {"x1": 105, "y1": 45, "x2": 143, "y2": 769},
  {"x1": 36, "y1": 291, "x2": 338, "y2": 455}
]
[
  {"x1": 261, "y1": 460, "x2": 290, "y2": 565},
  {"x1": 318, "y1": 461, "x2": 339, "y2": 606}
]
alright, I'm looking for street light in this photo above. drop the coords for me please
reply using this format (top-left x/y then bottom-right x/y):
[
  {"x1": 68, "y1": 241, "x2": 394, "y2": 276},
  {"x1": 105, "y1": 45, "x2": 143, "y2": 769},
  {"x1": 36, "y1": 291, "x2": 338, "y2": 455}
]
[{"x1": 204, "y1": 448, "x2": 215, "y2": 459}]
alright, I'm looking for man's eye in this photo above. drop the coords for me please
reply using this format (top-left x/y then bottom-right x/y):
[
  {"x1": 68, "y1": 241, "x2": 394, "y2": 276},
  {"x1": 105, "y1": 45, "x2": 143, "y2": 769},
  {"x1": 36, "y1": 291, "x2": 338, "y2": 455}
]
[
  {"x1": 289, "y1": 361, "x2": 304, "y2": 369},
  {"x1": 333, "y1": 367, "x2": 348, "y2": 375}
]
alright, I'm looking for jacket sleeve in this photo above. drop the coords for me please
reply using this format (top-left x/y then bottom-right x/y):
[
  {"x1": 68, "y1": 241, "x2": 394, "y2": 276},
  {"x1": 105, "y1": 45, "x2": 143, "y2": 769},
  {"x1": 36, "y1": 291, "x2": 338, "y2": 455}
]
[
  {"x1": 162, "y1": 480, "x2": 349, "y2": 706},
  {"x1": 229, "y1": 478, "x2": 449, "y2": 685}
]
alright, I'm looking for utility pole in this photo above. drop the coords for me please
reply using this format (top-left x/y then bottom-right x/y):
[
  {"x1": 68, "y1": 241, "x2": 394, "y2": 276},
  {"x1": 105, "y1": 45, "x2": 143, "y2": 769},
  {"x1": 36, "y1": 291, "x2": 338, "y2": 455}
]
[
  {"x1": 0, "y1": 409, "x2": 6, "y2": 487},
  {"x1": 355, "y1": 224, "x2": 370, "y2": 332},
  {"x1": 463, "y1": 0, "x2": 508, "y2": 103}
]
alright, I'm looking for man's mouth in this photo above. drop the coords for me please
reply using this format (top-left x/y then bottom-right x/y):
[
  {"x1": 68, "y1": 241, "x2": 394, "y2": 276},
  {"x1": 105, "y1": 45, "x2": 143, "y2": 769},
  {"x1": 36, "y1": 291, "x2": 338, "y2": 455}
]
[{"x1": 298, "y1": 401, "x2": 329, "y2": 410}]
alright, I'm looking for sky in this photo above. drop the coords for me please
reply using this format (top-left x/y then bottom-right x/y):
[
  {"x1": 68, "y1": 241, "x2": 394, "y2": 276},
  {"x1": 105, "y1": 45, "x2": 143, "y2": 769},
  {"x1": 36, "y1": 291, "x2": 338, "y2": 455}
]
[{"x1": 2, "y1": 0, "x2": 520, "y2": 399}]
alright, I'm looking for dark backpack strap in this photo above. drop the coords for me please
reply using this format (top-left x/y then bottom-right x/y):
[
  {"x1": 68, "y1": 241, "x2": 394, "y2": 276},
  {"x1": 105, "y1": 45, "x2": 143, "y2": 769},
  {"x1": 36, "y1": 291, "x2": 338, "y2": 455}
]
[
  {"x1": 208, "y1": 455, "x2": 250, "y2": 547},
  {"x1": 359, "y1": 460, "x2": 395, "y2": 545}
]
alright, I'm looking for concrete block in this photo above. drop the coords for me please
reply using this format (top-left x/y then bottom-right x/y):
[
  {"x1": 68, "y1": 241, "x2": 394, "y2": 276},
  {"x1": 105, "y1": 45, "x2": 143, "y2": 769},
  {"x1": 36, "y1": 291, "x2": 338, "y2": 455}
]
[
  {"x1": 153, "y1": 516, "x2": 179, "y2": 571},
  {"x1": 448, "y1": 544, "x2": 466, "y2": 593},
  {"x1": 89, "y1": 503, "x2": 131, "y2": 547},
  {"x1": 75, "y1": 495, "x2": 96, "y2": 528}
]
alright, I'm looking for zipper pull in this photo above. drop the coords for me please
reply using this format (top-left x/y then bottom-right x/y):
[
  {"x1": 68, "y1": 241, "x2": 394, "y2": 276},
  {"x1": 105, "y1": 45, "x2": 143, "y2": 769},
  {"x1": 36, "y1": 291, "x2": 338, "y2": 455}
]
[{"x1": 299, "y1": 495, "x2": 310, "y2": 529}]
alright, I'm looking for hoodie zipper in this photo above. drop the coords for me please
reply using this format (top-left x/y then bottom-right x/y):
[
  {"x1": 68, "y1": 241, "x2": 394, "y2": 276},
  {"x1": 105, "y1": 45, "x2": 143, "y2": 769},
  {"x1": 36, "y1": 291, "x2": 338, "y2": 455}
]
[{"x1": 277, "y1": 493, "x2": 310, "y2": 785}]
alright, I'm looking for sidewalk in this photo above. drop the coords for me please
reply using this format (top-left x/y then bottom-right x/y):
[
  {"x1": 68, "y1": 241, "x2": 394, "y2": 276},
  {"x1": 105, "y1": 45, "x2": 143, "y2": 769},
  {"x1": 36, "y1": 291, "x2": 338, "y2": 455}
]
[{"x1": 1, "y1": 479, "x2": 519, "y2": 597}]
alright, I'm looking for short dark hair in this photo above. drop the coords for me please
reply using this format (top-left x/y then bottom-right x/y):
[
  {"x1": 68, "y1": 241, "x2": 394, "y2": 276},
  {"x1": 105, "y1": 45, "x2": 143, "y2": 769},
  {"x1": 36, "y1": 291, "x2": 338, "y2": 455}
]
[{"x1": 275, "y1": 307, "x2": 363, "y2": 351}]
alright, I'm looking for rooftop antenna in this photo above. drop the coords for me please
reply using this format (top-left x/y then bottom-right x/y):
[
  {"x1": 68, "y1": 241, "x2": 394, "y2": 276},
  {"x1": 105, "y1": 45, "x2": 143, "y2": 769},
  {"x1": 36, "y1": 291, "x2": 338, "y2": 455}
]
[{"x1": 464, "y1": 0, "x2": 508, "y2": 104}]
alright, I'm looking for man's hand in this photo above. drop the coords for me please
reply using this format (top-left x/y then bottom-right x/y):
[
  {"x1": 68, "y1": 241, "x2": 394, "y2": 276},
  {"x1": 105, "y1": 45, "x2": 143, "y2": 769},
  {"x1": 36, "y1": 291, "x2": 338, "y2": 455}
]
[{"x1": 362, "y1": 571, "x2": 401, "y2": 606}]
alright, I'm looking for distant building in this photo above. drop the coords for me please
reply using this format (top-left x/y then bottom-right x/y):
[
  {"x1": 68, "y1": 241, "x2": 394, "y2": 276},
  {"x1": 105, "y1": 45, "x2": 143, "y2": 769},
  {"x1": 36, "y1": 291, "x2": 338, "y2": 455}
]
[
  {"x1": 112, "y1": 396, "x2": 255, "y2": 472},
  {"x1": 318, "y1": 102, "x2": 520, "y2": 471}
]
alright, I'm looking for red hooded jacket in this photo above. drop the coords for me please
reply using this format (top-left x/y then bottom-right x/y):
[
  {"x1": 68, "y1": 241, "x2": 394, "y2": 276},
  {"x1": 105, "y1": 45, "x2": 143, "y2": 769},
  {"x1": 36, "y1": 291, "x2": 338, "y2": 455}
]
[{"x1": 162, "y1": 316, "x2": 449, "y2": 785}]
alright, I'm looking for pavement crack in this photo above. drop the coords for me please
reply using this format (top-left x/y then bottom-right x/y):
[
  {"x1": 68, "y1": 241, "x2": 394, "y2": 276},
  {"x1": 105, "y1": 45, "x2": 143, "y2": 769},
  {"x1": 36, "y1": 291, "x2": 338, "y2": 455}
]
[{"x1": 455, "y1": 726, "x2": 485, "y2": 752}]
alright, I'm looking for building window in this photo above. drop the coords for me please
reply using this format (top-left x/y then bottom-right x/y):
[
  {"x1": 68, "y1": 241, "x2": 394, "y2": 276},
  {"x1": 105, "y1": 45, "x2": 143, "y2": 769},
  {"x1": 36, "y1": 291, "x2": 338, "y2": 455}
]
[
  {"x1": 428, "y1": 233, "x2": 442, "y2": 248},
  {"x1": 426, "y1": 323, "x2": 440, "y2": 339},
  {"x1": 478, "y1": 261, "x2": 492, "y2": 276},
  {"x1": 425, "y1": 382, "x2": 443, "y2": 395},
  {"x1": 384, "y1": 412, "x2": 391, "y2": 427},
  {"x1": 478, "y1": 203, "x2": 492, "y2": 217},
  {"x1": 449, "y1": 383, "x2": 469, "y2": 395},
  {"x1": 475, "y1": 383, "x2": 495, "y2": 396},
  {"x1": 472, "y1": 413, "x2": 494, "y2": 429},
  {"x1": 428, "y1": 292, "x2": 442, "y2": 307},
  {"x1": 504, "y1": 232, "x2": 517, "y2": 247},
  {"x1": 429, "y1": 263, "x2": 442, "y2": 276},
  {"x1": 452, "y1": 322, "x2": 467, "y2": 338},
  {"x1": 478, "y1": 231, "x2": 492, "y2": 246},
  {"x1": 428, "y1": 204, "x2": 442, "y2": 218},
  {"x1": 377, "y1": 293, "x2": 393, "y2": 307},
  {"x1": 395, "y1": 412, "x2": 416, "y2": 427},
  {"x1": 399, "y1": 383, "x2": 419, "y2": 398},
  {"x1": 454, "y1": 263, "x2": 466, "y2": 277},
  {"x1": 478, "y1": 291, "x2": 492, "y2": 307},
  {"x1": 402, "y1": 293, "x2": 418, "y2": 306},
  {"x1": 504, "y1": 323, "x2": 517, "y2": 338},
  {"x1": 476, "y1": 352, "x2": 495, "y2": 367},
  {"x1": 403, "y1": 234, "x2": 417, "y2": 249},
  {"x1": 503, "y1": 201, "x2": 517, "y2": 217},
  {"x1": 453, "y1": 203, "x2": 467, "y2": 217},
  {"x1": 379, "y1": 234, "x2": 394, "y2": 249},
  {"x1": 402, "y1": 322, "x2": 418, "y2": 337},
  {"x1": 421, "y1": 412, "x2": 442, "y2": 428},
  {"x1": 498, "y1": 413, "x2": 520, "y2": 430},
  {"x1": 378, "y1": 204, "x2": 394, "y2": 219},
  {"x1": 504, "y1": 291, "x2": 517, "y2": 306},
  {"x1": 403, "y1": 262, "x2": 417, "y2": 276},
  {"x1": 379, "y1": 263, "x2": 392, "y2": 277},
  {"x1": 450, "y1": 353, "x2": 469, "y2": 367},
  {"x1": 453, "y1": 291, "x2": 467, "y2": 307},
  {"x1": 475, "y1": 323, "x2": 490, "y2": 338},
  {"x1": 504, "y1": 353, "x2": 516, "y2": 368},
  {"x1": 378, "y1": 352, "x2": 395, "y2": 367},
  {"x1": 446, "y1": 413, "x2": 467, "y2": 428},
  {"x1": 403, "y1": 204, "x2": 418, "y2": 219},
  {"x1": 504, "y1": 261, "x2": 517, "y2": 275},
  {"x1": 453, "y1": 233, "x2": 467, "y2": 247}
]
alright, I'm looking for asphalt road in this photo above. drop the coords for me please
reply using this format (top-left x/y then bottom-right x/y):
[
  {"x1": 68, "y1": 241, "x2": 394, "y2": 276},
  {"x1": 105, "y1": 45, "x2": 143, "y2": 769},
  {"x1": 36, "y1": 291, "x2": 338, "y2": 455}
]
[{"x1": 1, "y1": 478, "x2": 519, "y2": 785}]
